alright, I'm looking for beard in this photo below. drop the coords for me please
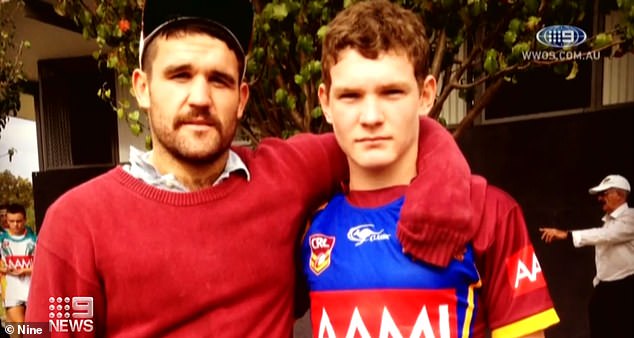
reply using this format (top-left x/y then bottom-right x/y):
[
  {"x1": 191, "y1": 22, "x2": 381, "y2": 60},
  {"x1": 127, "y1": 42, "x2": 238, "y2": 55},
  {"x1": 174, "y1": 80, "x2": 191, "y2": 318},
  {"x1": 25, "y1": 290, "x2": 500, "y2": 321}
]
[{"x1": 151, "y1": 108, "x2": 239, "y2": 166}]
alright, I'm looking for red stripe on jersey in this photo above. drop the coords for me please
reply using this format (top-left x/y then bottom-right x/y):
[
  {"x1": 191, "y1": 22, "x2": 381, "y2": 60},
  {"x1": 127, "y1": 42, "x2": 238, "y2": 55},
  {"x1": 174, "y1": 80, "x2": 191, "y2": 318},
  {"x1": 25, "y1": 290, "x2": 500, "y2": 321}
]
[
  {"x1": 310, "y1": 289, "x2": 460, "y2": 337},
  {"x1": 505, "y1": 246, "x2": 545, "y2": 296}
]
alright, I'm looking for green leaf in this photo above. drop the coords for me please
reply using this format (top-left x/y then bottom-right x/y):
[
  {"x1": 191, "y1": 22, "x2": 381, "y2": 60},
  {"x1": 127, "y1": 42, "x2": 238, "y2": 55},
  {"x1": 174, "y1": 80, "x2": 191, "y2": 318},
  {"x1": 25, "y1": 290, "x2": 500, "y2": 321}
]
[
  {"x1": 130, "y1": 123, "x2": 141, "y2": 136},
  {"x1": 317, "y1": 25, "x2": 328, "y2": 41},
  {"x1": 309, "y1": 60, "x2": 322, "y2": 75},
  {"x1": 508, "y1": 18, "x2": 523, "y2": 33},
  {"x1": 294, "y1": 74, "x2": 305, "y2": 85},
  {"x1": 592, "y1": 33, "x2": 612, "y2": 49},
  {"x1": 53, "y1": 2, "x2": 66, "y2": 17},
  {"x1": 510, "y1": 42, "x2": 530, "y2": 60},
  {"x1": 128, "y1": 110, "x2": 140, "y2": 122},
  {"x1": 274, "y1": 88, "x2": 288, "y2": 104},
  {"x1": 504, "y1": 30, "x2": 517, "y2": 47},
  {"x1": 270, "y1": 4, "x2": 289, "y2": 21},
  {"x1": 287, "y1": 95, "x2": 296, "y2": 110},
  {"x1": 526, "y1": 16, "x2": 541, "y2": 31},
  {"x1": 145, "y1": 135, "x2": 153, "y2": 150},
  {"x1": 483, "y1": 49, "x2": 499, "y2": 75},
  {"x1": 107, "y1": 55, "x2": 119, "y2": 68},
  {"x1": 311, "y1": 106, "x2": 323, "y2": 119},
  {"x1": 565, "y1": 61, "x2": 579, "y2": 80}
]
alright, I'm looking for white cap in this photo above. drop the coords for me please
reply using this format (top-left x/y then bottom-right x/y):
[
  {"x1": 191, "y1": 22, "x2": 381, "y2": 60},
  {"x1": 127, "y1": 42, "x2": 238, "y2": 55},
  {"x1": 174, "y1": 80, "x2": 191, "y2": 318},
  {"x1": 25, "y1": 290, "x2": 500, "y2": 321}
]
[{"x1": 588, "y1": 174, "x2": 631, "y2": 194}]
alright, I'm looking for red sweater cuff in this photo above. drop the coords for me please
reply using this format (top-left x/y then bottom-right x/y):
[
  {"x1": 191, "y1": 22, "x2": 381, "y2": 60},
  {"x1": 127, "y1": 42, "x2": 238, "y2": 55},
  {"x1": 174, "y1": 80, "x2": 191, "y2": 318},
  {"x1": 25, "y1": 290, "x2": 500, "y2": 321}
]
[{"x1": 396, "y1": 221, "x2": 470, "y2": 268}]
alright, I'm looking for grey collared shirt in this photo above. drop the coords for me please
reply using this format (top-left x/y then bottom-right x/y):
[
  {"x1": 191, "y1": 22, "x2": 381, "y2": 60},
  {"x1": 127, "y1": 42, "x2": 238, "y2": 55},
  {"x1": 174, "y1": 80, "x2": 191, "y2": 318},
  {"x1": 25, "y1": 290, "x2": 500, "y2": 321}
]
[{"x1": 123, "y1": 146, "x2": 250, "y2": 192}]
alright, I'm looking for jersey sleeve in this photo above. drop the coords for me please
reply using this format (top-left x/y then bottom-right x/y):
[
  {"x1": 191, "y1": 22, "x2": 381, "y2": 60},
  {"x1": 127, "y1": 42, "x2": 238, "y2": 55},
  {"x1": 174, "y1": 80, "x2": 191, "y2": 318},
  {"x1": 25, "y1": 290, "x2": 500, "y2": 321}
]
[
  {"x1": 26, "y1": 197, "x2": 105, "y2": 337},
  {"x1": 476, "y1": 186, "x2": 559, "y2": 338}
]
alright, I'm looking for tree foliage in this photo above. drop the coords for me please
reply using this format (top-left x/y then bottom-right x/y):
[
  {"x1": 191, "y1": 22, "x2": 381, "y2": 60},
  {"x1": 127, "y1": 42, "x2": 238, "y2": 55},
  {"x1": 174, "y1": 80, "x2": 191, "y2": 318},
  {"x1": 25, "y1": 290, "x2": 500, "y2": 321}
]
[
  {"x1": 0, "y1": 169, "x2": 33, "y2": 208},
  {"x1": 0, "y1": 0, "x2": 29, "y2": 139},
  {"x1": 0, "y1": 169, "x2": 36, "y2": 231},
  {"x1": 54, "y1": 0, "x2": 634, "y2": 143}
]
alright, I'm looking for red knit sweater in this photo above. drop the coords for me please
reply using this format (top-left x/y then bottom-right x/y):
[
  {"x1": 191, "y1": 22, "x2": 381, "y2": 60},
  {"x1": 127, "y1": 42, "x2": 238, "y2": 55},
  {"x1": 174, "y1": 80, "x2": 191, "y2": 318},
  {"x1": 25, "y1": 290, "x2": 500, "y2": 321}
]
[{"x1": 26, "y1": 118, "x2": 475, "y2": 337}]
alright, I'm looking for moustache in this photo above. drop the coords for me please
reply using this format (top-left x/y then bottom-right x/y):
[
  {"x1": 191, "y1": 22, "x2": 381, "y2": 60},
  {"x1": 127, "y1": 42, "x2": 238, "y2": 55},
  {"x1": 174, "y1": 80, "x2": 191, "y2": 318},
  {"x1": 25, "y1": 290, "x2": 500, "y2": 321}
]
[{"x1": 174, "y1": 110, "x2": 220, "y2": 127}]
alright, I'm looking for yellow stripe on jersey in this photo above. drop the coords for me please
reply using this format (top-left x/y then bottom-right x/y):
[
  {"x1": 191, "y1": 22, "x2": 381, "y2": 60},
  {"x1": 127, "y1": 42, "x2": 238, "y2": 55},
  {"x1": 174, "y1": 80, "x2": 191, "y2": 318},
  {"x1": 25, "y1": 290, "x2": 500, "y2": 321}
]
[
  {"x1": 491, "y1": 308, "x2": 560, "y2": 338},
  {"x1": 461, "y1": 280, "x2": 482, "y2": 338}
]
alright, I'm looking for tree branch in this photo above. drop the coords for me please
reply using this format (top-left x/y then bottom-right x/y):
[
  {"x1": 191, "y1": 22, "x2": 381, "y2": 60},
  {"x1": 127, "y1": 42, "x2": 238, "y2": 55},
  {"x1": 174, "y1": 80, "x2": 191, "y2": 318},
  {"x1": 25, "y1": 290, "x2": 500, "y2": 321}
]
[
  {"x1": 453, "y1": 76, "x2": 504, "y2": 139},
  {"x1": 431, "y1": 29, "x2": 446, "y2": 80},
  {"x1": 429, "y1": 45, "x2": 481, "y2": 119}
]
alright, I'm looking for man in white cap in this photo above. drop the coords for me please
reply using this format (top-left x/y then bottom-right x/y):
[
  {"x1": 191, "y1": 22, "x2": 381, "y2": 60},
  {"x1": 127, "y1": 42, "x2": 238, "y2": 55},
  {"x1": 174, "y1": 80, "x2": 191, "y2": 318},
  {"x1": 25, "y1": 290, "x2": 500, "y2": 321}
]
[{"x1": 540, "y1": 174, "x2": 634, "y2": 338}]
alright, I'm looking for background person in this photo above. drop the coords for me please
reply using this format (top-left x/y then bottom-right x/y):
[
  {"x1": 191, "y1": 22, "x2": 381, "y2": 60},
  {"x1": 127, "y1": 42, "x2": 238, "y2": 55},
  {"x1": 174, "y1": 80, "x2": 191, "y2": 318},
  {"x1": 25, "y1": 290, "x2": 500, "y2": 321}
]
[
  {"x1": 540, "y1": 174, "x2": 634, "y2": 338},
  {"x1": 0, "y1": 203, "x2": 36, "y2": 335}
]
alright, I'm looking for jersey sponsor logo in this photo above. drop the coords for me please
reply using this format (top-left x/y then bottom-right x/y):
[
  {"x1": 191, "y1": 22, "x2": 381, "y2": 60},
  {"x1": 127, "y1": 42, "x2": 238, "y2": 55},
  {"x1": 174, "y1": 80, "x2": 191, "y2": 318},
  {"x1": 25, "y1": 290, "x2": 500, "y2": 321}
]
[
  {"x1": 505, "y1": 246, "x2": 545, "y2": 296},
  {"x1": 311, "y1": 289, "x2": 459, "y2": 338},
  {"x1": 347, "y1": 224, "x2": 391, "y2": 247},
  {"x1": 5, "y1": 255, "x2": 34, "y2": 269},
  {"x1": 310, "y1": 234, "x2": 336, "y2": 275}
]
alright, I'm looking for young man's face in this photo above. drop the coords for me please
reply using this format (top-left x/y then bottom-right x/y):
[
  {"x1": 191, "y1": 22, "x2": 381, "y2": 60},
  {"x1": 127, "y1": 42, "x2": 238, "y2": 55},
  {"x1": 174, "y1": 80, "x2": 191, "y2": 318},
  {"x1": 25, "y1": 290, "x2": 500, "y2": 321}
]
[
  {"x1": 6, "y1": 212, "x2": 26, "y2": 236},
  {"x1": 133, "y1": 33, "x2": 249, "y2": 166},
  {"x1": 319, "y1": 48, "x2": 436, "y2": 186}
]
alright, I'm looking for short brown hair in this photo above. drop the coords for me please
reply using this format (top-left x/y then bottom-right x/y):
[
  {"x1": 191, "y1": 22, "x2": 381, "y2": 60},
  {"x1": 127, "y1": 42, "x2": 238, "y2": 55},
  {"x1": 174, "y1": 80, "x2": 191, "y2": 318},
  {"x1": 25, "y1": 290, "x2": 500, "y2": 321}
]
[{"x1": 321, "y1": 0, "x2": 430, "y2": 89}]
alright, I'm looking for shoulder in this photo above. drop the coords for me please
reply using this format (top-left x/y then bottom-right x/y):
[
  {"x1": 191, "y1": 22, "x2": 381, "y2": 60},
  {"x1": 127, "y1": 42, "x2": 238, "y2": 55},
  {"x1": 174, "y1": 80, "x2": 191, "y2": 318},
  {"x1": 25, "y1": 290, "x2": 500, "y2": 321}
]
[
  {"x1": 473, "y1": 182, "x2": 528, "y2": 250},
  {"x1": 234, "y1": 134, "x2": 335, "y2": 159},
  {"x1": 618, "y1": 207, "x2": 634, "y2": 221},
  {"x1": 26, "y1": 227, "x2": 37, "y2": 240},
  {"x1": 485, "y1": 184, "x2": 519, "y2": 206}
]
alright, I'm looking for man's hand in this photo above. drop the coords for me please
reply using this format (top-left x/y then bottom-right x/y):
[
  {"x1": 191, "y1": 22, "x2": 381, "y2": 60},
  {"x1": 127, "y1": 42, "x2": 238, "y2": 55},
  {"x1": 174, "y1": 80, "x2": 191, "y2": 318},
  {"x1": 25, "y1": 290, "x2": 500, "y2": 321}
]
[
  {"x1": 539, "y1": 227, "x2": 569, "y2": 243},
  {"x1": 9, "y1": 267, "x2": 32, "y2": 277}
]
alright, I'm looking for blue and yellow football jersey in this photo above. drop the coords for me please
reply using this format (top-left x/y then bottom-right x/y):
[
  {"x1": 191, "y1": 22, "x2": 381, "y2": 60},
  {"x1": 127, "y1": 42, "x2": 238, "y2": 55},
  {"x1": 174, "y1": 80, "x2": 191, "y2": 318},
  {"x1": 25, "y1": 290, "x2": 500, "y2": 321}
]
[{"x1": 302, "y1": 192, "x2": 481, "y2": 337}]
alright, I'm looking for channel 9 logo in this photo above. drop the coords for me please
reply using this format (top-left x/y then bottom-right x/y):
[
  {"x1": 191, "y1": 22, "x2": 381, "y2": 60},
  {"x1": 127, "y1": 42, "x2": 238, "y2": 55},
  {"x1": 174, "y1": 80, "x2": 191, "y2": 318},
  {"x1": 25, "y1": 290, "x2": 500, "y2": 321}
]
[
  {"x1": 48, "y1": 296, "x2": 95, "y2": 332},
  {"x1": 536, "y1": 25, "x2": 587, "y2": 48}
]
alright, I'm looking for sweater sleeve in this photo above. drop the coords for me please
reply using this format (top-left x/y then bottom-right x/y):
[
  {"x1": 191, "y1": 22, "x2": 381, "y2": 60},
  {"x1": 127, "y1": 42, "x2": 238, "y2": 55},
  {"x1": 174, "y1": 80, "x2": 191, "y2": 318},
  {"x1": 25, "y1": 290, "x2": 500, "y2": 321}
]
[
  {"x1": 397, "y1": 117, "x2": 475, "y2": 267},
  {"x1": 26, "y1": 196, "x2": 106, "y2": 337},
  {"x1": 243, "y1": 117, "x2": 474, "y2": 268},
  {"x1": 241, "y1": 133, "x2": 348, "y2": 210}
]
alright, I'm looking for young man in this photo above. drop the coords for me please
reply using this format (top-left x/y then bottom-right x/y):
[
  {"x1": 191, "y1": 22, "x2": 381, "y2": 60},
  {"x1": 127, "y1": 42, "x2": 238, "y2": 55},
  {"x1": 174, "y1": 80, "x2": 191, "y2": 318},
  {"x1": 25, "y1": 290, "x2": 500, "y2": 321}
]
[
  {"x1": 540, "y1": 174, "x2": 633, "y2": 338},
  {"x1": 0, "y1": 204, "x2": 36, "y2": 327},
  {"x1": 26, "y1": 1, "x2": 478, "y2": 336},
  {"x1": 301, "y1": 1, "x2": 560, "y2": 337}
]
